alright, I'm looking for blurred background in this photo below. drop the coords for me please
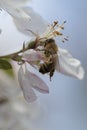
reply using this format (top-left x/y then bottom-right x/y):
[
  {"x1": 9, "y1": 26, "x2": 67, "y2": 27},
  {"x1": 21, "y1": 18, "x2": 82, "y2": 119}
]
[{"x1": 0, "y1": 0, "x2": 87, "y2": 130}]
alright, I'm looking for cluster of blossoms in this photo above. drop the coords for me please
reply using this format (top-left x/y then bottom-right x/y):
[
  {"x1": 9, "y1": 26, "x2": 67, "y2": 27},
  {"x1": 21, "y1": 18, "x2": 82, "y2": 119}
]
[{"x1": 0, "y1": 0, "x2": 84, "y2": 102}]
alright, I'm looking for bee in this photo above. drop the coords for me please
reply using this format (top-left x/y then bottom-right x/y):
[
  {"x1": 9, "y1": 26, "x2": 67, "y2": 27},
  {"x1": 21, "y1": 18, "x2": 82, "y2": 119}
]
[{"x1": 39, "y1": 39, "x2": 59, "y2": 80}]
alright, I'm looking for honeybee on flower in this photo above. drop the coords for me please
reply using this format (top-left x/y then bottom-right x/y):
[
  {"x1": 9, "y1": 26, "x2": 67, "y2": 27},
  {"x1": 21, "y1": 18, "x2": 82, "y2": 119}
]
[
  {"x1": 39, "y1": 38, "x2": 58, "y2": 81},
  {"x1": 22, "y1": 21, "x2": 71, "y2": 80},
  {"x1": 38, "y1": 21, "x2": 67, "y2": 80},
  {"x1": 0, "y1": 1, "x2": 85, "y2": 103},
  {"x1": 14, "y1": 21, "x2": 84, "y2": 103},
  {"x1": 12, "y1": 20, "x2": 84, "y2": 102},
  {"x1": 24, "y1": 21, "x2": 84, "y2": 80}
]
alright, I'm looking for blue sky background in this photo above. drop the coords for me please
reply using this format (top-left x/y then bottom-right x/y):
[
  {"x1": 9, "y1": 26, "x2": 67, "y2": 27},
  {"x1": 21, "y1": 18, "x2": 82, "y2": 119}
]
[{"x1": 0, "y1": 0, "x2": 87, "y2": 130}]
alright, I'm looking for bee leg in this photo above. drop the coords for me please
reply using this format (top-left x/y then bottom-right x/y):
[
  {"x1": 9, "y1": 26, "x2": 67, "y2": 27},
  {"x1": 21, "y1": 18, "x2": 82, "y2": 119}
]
[{"x1": 49, "y1": 70, "x2": 54, "y2": 81}]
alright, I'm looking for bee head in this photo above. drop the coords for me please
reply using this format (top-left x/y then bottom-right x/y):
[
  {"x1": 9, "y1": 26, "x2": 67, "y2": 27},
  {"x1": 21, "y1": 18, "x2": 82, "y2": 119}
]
[{"x1": 45, "y1": 39, "x2": 55, "y2": 46}]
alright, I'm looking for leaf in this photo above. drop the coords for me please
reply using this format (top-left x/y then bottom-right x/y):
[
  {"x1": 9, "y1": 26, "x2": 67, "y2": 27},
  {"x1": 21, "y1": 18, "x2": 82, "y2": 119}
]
[{"x1": 0, "y1": 59, "x2": 12, "y2": 70}]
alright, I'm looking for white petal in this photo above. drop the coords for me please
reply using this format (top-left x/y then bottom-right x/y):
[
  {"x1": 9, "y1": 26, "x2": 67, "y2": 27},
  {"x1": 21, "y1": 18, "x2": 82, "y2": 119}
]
[
  {"x1": 0, "y1": 0, "x2": 30, "y2": 19},
  {"x1": 0, "y1": 0, "x2": 31, "y2": 35},
  {"x1": 13, "y1": 7, "x2": 48, "y2": 36},
  {"x1": 18, "y1": 66, "x2": 37, "y2": 102},
  {"x1": 56, "y1": 48, "x2": 85, "y2": 79},
  {"x1": 25, "y1": 67, "x2": 49, "y2": 94},
  {"x1": 22, "y1": 49, "x2": 43, "y2": 62},
  {"x1": 0, "y1": 1, "x2": 47, "y2": 36}
]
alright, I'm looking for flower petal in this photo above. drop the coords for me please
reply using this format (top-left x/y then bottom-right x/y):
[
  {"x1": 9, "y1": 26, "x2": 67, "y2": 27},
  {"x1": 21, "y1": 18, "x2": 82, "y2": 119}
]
[
  {"x1": 22, "y1": 49, "x2": 43, "y2": 62},
  {"x1": 0, "y1": 0, "x2": 30, "y2": 19},
  {"x1": 13, "y1": 7, "x2": 48, "y2": 36},
  {"x1": 25, "y1": 67, "x2": 49, "y2": 94},
  {"x1": 18, "y1": 66, "x2": 37, "y2": 102},
  {"x1": 56, "y1": 48, "x2": 85, "y2": 79},
  {"x1": 0, "y1": 0, "x2": 31, "y2": 35},
  {"x1": 0, "y1": 1, "x2": 47, "y2": 36}
]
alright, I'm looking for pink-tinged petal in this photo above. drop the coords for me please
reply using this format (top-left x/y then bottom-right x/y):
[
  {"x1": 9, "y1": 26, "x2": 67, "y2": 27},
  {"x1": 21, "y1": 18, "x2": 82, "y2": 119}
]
[
  {"x1": 18, "y1": 66, "x2": 37, "y2": 102},
  {"x1": 22, "y1": 49, "x2": 43, "y2": 62},
  {"x1": 56, "y1": 48, "x2": 85, "y2": 79},
  {"x1": 25, "y1": 68, "x2": 49, "y2": 94}
]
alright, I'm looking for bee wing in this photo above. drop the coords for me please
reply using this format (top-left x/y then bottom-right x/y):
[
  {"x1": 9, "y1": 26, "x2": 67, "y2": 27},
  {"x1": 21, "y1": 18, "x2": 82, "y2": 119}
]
[
  {"x1": 56, "y1": 48, "x2": 84, "y2": 79},
  {"x1": 25, "y1": 68, "x2": 49, "y2": 94},
  {"x1": 55, "y1": 54, "x2": 60, "y2": 71},
  {"x1": 18, "y1": 66, "x2": 37, "y2": 103}
]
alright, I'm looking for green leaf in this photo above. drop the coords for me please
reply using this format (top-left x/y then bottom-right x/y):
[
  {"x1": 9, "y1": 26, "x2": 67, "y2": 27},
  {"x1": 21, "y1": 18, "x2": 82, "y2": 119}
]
[{"x1": 0, "y1": 59, "x2": 12, "y2": 70}]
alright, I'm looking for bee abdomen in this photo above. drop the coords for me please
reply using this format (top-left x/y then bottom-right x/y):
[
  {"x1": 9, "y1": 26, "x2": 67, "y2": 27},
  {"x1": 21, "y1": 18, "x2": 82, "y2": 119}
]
[{"x1": 39, "y1": 63, "x2": 50, "y2": 74}]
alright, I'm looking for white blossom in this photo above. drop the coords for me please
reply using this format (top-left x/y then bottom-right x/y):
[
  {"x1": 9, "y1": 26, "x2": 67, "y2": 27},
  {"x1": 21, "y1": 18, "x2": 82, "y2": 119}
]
[{"x1": 0, "y1": 0, "x2": 85, "y2": 103}]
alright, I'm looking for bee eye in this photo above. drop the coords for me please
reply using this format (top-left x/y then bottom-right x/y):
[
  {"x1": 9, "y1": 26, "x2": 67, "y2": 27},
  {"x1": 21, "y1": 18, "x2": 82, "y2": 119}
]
[{"x1": 46, "y1": 39, "x2": 55, "y2": 43}]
